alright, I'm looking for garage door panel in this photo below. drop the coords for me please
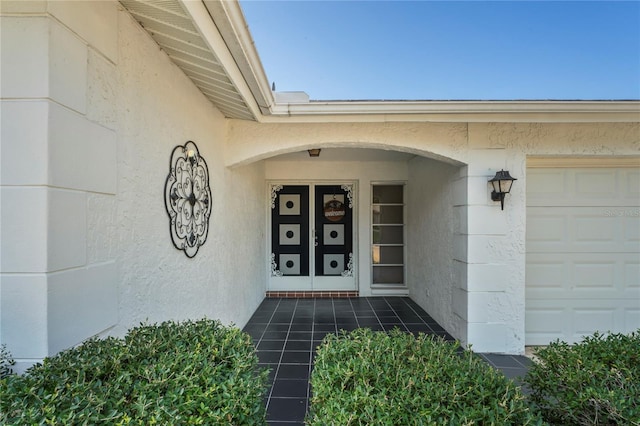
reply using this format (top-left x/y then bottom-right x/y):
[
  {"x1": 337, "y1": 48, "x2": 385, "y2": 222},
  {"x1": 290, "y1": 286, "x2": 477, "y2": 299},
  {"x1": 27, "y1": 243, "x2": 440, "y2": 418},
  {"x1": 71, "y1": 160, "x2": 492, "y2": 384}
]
[
  {"x1": 624, "y1": 215, "x2": 640, "y2": 244},
  {"x1": 626, "y1": 170, "x2": 640, "y2": 198},
  {"x1": 574, "y1": 215, "x2": 616, "y2": 244},
  {"x1": 526, "y1": 300, "x2": 639, "y2": 345},
  {"x1": 573, "y1": 309, "x2": 616, "y2": 336},
  {"x1": 625, "y1": 262, "x2": 640, "y2": 289},
  {"x1": 573, "y1": 261, "x2": 616, "y2": 290},
  {"x1": 625, "y1": 309, "x2": 640, "y2": 334},
  {"x1": 526, "y1": 214, "x2": 566, "y2": 245},
  {"x1": 527, "y1": 253, "x2": 637, "y2": 296},
  {"x1": 573, "y1": 170, "x2": 619, "y2": 200},
  {"x1": 528, "y1": 168, "x2": 639, "y2": 207},
  {"x1": 527, "y1": 170, "x2": 566, "y2": 200},
  {"x1": 525, "y1": 307, "x2": 567, "y2": 345},
  {"x1": 526, "y1": 165, "x2": 640, "y2": 345},
  {"x1": 528, "y1": 207, "x2": 635, "y2": 253},
  {"x1": 526, "y1": 259, "x2": 567, "y2": 290}
]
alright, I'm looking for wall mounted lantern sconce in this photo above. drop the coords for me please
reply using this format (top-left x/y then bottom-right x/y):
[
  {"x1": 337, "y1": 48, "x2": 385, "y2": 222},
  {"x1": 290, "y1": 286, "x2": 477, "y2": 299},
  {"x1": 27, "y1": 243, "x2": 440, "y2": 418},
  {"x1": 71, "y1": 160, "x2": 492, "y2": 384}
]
[
  {"x1": 164, "y1": 141, "x2": 212, "y2": 258},
  {"x1": 489, "y1": 169, "x2": 517, "y2": 210},
  {"x1": 307, "y1": 148, "x2": 321, "y2": 157}
]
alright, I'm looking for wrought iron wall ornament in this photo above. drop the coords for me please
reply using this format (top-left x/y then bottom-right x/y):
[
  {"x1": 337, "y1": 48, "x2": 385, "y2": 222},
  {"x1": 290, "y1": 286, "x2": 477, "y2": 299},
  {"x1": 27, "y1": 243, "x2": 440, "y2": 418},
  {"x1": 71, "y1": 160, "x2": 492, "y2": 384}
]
[{"x1": 164, "y1": 141, "x2": 212, "y2": 258}]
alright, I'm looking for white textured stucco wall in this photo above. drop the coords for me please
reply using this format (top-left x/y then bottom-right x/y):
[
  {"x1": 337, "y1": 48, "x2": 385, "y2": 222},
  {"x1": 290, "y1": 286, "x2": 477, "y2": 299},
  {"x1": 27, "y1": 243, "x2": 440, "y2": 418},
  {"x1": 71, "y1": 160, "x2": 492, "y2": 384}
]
[
  {"x1": 1, "y1": 1, "x2": 120, "y2": 372},
  {"x1": 114, "y1": 7, "x2": 265, "y2": 334},
  {"x1": 228, "y1": 121, "x2": 469, "y2": 167},
  {"x1": 407, "y1": 158, "x2": 461, "y2": 341},
  {"x1": 1, "y1": 1, "x2": 265, "y2": 370}
]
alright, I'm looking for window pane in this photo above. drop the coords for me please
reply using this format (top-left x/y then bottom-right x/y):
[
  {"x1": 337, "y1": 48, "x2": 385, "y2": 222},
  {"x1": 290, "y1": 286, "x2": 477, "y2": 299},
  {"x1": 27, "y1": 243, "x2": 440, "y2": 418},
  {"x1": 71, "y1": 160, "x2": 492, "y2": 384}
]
[
  {"x1": 372, "y1": 206, "x2": 403, "y2": 224},
  {"x1": 372, "y1": 226, "x2": 403, "y2": 244},
  {"x1": 372, "y1": 185, "x2": 403, "y2": 204},
  {"x1": 372, "y1": 245, "x2": 403, "y2": 264},
  {"x1": 373, "y1": 266, "x2": 404, "y2": 284}
]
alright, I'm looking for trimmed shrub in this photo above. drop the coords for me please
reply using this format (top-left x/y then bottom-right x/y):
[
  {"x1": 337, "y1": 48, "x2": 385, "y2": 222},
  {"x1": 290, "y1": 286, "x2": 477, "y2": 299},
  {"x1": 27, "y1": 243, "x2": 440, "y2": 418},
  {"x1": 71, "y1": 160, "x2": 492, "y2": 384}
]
[
  {"x1": 0, "y1": 319, "x2": 269, "y2": 425},
  {"x1": 0, "y1": 344, "x2": 15, "y2": 379},
  {"x1": 525, "y1": 330, "x2": 640, "y2": 425},
  {"x1": 308, "y1": 328, "x2": 543, "y2": 425}
]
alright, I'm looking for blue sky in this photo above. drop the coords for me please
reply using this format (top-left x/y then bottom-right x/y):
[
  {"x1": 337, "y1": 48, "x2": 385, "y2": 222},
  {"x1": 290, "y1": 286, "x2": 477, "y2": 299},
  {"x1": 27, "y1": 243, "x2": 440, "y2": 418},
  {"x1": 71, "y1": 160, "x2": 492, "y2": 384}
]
[{"x1": 240, "y1": 1, "x2": 640, "y2": 100}]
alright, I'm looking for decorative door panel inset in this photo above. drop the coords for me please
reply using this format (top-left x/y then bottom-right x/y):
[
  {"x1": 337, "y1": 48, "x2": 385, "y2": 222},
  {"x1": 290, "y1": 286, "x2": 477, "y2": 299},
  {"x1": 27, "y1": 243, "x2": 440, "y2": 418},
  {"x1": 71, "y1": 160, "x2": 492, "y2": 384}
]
[
  {"x1": 279, "y1": 194, "x2": 301, "y2": 215},
  {"x1": 279, "y1": 254, "x2": 301, "y2": 275},
  {"x1": 323, "y1": 224, "x2": 344, "y2": 245},
  {"x1": 279, "y1": 224, "x2": 301, "y2": 245},
  {"x1": 271, "y1": 185, "x2": 309, "y2": 277},
  {"x1": 323, "y1": 254, "x2": 344, "y2": 276}
]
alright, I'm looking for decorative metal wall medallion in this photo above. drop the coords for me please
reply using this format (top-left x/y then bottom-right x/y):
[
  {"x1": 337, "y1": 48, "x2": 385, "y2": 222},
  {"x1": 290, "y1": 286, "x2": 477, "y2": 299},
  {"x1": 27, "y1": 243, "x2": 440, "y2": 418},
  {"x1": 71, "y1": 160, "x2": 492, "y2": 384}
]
[
  {"x1": 341, "y1": 184, "x2": 354, "y2": 208},
  {"x1": 270, "y1": 253, "x2": 283, "y2": 277},
  {"x1": 341, "y1": 252, "x2": 354, "y2": 277},
  {"x1": 271, "y1": 184, "x2": 284, "y2": 209},
  {"x1": 164, "y1": 141, "x2": 212, "y2": 258}
]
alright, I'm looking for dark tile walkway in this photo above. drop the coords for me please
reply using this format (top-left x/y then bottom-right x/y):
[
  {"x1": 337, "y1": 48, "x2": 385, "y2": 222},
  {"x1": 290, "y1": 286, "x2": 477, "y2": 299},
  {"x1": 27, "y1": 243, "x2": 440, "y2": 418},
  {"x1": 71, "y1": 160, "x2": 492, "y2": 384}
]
[{"x1": 243, "y1": 297, "x2": 532, "y2": 425}]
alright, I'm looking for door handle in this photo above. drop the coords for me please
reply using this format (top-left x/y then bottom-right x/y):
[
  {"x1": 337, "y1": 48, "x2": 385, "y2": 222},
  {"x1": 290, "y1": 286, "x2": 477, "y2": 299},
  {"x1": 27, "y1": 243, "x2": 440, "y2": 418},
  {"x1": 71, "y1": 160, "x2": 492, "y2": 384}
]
[{"x1": 313, "y1": 228, "x2": 318, "y2": 246}]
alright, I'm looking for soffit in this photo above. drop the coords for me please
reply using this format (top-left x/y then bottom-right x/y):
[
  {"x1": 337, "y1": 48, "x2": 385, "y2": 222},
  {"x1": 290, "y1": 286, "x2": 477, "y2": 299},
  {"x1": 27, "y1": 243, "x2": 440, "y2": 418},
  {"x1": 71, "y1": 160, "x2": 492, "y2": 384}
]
[{"x1": 119, "y1": 0, "x2": 257, "y2": 120}]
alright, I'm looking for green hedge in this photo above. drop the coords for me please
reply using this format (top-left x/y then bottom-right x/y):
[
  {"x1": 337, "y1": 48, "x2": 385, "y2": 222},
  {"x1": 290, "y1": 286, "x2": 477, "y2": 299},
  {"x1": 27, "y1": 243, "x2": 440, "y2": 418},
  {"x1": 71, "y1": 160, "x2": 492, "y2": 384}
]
[
  {"x1": 308, "y1": 328, "x2": 543, "y2": 425},
  {"x1": 0, "y1": 319, "x2": 269, "y2": 425},
  {"x1": 525, "y1": 330, "x2": 640, "y2": 425},
  {"x1": 0, "y1": 344, "x2": 14, "y2": 379}
]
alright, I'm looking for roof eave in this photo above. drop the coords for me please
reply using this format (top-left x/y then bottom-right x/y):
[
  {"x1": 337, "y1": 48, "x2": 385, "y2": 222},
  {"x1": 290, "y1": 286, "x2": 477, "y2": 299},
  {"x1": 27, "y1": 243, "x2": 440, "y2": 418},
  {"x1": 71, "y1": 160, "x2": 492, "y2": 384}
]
[
  {"x1": 263, "y1": 100, "x2": 640, "y2": 123},
  {"x1": 202, "y1": 0, "x2": 274, "y2": 117},
  {"x1": 179, "y1": 0, "x2": 266, "y2": 120}
]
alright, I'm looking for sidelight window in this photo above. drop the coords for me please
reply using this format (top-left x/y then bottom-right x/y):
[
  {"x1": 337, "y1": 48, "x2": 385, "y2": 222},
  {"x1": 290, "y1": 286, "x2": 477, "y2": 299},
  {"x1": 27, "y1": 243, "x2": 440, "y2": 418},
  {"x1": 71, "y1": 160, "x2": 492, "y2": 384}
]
[{"x1": 371, "y1": 184, "x2": 405, "y2": 287}]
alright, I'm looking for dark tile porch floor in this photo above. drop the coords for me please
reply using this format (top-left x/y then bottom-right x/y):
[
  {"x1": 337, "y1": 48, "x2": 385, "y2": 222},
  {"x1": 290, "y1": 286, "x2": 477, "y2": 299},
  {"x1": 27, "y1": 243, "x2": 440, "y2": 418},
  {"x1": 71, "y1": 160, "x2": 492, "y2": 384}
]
[{"x1": 243, "y1": 297, "x2": 532, "y2": 425}]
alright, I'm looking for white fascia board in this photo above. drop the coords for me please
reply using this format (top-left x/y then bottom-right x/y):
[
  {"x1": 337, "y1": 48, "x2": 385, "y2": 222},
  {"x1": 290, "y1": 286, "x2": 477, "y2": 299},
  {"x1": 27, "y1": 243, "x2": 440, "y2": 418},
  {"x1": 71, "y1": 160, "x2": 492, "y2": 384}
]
[
  {"x1": 180, "y1": 0, "x2": 264, "y2": 121},
  {"x1": 203, "y1": 0, "x2": 275, "y2": 116},
  {"x1": 264, "y1": 100, "x2": 640, "y2": 123}
]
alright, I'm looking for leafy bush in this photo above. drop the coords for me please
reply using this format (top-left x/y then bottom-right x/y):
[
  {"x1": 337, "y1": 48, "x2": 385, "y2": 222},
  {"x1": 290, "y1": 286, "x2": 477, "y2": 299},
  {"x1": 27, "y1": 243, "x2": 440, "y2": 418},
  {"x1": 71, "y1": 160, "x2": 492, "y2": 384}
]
[
  {"x1": 308, "y1": 328, "x2": 543, "y2": 425},
  {"x1": 0, "y1": 344, "x2": 15, "y2": 379},
  {"x1": 0, "y1": 319, "x2": 269, "y2": 425},
  {"x1": 525, "y1": 330, "x2": 640, "y2": 425}
]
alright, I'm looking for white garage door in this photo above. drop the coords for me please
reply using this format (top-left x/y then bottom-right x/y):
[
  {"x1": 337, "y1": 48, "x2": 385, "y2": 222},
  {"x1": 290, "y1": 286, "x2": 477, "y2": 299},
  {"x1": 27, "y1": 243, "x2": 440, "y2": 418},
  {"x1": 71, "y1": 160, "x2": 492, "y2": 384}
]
[{"x1": 526, "y1": 161, "x2": 640, "y2": 345}]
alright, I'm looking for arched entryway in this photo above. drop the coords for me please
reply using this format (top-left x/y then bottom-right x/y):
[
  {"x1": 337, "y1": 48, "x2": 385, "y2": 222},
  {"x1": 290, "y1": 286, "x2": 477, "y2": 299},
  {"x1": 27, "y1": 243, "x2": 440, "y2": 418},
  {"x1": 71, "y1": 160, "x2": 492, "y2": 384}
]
[{"x1": 236, "y1": 144, "x2": 470, "y2": 348}]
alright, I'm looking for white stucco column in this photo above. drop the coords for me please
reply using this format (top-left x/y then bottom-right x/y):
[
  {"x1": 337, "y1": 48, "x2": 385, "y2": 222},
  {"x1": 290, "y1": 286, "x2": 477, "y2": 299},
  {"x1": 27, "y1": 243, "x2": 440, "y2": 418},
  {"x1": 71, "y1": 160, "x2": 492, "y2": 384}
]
[
  {"x1": 0, "y1": 2, "x2": 119, "y2": 372},
  {"x1": 462, "y1": 124, "x2": 526, "y2": 354}
]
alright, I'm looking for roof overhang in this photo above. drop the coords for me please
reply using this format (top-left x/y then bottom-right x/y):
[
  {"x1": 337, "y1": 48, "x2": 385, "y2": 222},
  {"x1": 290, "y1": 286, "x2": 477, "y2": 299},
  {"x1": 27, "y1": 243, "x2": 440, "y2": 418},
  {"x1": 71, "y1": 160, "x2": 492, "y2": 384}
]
[
  {"x1": 120, "y1": 0, "x2": 640, "y2": 124},
  {"x1": 264, "y1": 99, "x2": 640, "y2": 123}
]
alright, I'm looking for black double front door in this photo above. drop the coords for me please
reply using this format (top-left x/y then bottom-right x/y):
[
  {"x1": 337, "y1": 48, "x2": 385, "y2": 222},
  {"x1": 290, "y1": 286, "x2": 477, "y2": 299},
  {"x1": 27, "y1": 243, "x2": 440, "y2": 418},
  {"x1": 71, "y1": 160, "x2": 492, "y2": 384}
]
[{"x1": 270, "y1": 184, "x2": 355, "y2": 290}]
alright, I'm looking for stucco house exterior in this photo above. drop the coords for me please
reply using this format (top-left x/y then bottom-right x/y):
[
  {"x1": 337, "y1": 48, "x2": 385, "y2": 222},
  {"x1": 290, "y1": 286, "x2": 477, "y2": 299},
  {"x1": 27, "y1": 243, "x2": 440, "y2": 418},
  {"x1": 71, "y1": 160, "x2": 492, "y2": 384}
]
[{"x1": 1, "y1": 0, "x2": 639, "y2": 373}]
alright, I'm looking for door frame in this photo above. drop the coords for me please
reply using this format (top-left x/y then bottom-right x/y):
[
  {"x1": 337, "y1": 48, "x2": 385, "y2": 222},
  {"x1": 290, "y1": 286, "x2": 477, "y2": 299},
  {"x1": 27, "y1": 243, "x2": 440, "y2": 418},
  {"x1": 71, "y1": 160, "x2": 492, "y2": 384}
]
[{"x1": 267, "y1": 180, "x2": 358, "y2": 292}]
